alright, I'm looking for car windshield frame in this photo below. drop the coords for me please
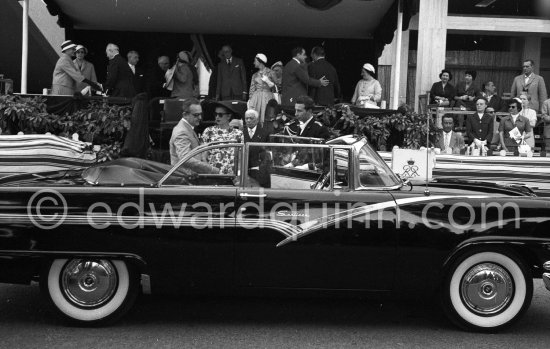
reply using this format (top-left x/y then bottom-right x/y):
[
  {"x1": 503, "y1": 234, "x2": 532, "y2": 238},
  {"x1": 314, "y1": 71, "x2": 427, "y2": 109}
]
[{"x1": 353, "y1": 140, "x2": 402, "y2": 190}]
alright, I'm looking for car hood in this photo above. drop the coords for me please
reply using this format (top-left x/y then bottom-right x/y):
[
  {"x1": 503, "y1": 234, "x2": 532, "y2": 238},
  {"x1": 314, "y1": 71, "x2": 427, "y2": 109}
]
[{"x1": 0, "y1": 158, "x2": 175, "y2": 187}]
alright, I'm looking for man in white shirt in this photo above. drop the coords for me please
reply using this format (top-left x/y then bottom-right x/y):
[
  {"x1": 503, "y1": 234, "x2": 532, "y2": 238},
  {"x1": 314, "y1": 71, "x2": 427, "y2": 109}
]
[
  {"x1": 437, "y1": 115, "x2": 465, "y2": 154},
  {"x1": 127, "y1": 50, "x2": 144, "y2": 94}
]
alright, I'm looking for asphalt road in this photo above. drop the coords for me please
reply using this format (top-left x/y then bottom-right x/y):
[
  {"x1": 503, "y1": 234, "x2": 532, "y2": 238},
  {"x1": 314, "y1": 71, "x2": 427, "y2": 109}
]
[{"x1": 1, "y1": 281, "x2": 550, "y2": 349}]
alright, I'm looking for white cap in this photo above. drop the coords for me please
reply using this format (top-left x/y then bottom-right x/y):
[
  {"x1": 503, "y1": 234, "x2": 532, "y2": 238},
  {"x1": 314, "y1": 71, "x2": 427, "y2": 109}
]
[
  {"x1": 75, "y1": 45, "x2": 87, "y2": 54},
  {"x1": 362, "y1": 63, "x2": 375, "y2": 74},
  {"x1": 255, "y1": 53, "x2": 267, "y2": 65}
]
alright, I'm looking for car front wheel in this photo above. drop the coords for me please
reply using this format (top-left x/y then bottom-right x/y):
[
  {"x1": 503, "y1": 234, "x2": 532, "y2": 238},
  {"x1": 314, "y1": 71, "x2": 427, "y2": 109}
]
[
  {"x1": 41, "y1": 258, "x2": 138, "y2": 325},
  {"x1": 442, "y1": 250, "x2": 533, "y2": 331}
]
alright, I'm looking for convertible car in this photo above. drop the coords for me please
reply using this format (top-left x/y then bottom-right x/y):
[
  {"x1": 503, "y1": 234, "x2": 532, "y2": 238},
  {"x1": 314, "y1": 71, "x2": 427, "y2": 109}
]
[{"x1": 1, "y1": 135, "x2": 550, "y2": 331}]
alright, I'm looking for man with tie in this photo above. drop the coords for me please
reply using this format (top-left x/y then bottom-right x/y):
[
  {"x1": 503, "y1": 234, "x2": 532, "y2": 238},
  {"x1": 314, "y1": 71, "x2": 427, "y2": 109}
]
[
  {"x1": 436, "y1": 115, "x2": 465, "y2": 154},
  {"x1": 216, "y1": 45, "x2": 247, "y2": 101},
  {"x1": 169, "y1": 98, "x2": 219, "y2": 173},
  {"x1": 288, "y1": 95, "x2": 330, "y2": 140},
  {"x1": 127, "y1": 50, "x2": 145, "y2": 95},
  {"x1": 104, "y1": 43, "x2": 135, "y2": 98},
  {"x1": 511, "y1": 60, "x2": 547, "y2": 112},
  {"x1": 244, "y1": 109, "x2": 272, "y2": 187}
]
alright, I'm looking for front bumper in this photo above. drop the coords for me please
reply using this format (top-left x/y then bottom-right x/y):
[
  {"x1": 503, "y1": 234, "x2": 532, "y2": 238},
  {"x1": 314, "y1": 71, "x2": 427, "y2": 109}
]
[{"x1": 543, "y1": 273, "x2": 550, "y2": 291}]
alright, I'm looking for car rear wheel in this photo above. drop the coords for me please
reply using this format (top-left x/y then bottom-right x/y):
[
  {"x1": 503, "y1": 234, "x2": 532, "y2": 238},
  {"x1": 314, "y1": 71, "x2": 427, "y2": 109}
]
[
  {"x1": 442, "y1": 249, "x2": 533, "y2": 332},
  {"x1": 41, "y1": 258, "x2": 138, "y2": 325}
]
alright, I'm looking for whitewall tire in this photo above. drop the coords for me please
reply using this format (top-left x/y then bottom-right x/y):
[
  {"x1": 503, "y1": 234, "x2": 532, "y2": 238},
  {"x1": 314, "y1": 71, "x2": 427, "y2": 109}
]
[
  {"x1": 442, "y1": 250, "x2": 533, "y2": 331},
  {"x1": 42, "y1": 258, "x2": 138, "y2": 325}
]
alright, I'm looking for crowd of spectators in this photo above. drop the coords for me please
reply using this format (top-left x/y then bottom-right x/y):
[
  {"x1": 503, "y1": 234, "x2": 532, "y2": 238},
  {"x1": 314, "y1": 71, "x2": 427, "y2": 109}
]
[
  {"x1": 49, "y1": 39, "x2": 550, "y2": 156},
  {"x1": 430, "y1": 59, "x2": 550, "y2": 154}
]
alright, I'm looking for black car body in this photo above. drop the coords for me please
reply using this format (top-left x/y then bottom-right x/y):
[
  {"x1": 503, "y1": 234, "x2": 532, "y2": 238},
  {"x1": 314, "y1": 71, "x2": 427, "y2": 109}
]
[{"x1": 1, "y1": 135, "x2": 550, "y2": 331}]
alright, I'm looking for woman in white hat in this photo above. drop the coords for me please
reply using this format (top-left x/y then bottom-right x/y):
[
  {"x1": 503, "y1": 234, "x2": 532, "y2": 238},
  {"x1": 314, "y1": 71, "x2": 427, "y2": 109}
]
[
  {"x1": 248, "y1": 53, "x2": 276, "y2": 122},
  {"x1": 351, "y1": 63, "x2": 382, "y2": 108},
  {"x1": 73, "y1": 45, "x2": 98, "y2": 94}
]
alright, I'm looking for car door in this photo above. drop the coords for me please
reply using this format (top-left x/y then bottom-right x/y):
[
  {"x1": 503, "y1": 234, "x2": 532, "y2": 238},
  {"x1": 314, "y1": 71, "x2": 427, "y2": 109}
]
[
  {"x1": 151, "y1": 144, "x2": 243, "y2": 292},
  {"x1": 233, "y1": 143, "x2": 398, "y2": 291}
]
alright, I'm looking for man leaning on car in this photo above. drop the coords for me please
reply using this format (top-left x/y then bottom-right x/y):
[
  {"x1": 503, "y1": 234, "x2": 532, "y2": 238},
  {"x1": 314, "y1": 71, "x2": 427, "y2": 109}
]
[{"x1": 169, "y1": 98, "x2": 219, "y2": 173}]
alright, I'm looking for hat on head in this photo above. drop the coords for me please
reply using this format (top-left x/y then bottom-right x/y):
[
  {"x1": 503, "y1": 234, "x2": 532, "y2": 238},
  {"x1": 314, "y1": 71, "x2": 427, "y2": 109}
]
[
  {"x1": 362, "y1": 63, "x2": 375, "y2": 74},
  {"x1": 255, "y1": 53, "x2": 267, "y2": 65},
  {"x1": 211, "y1": 100, "x2": 248, "y2": 119},
  {"x1": 61, "y1": 40, "x2": 77, "y2": 52},
  {"x1": 271, "y1": 61, "x2": 283, "y2": 70},
  {"x1": 75, "y1": 45, "x2": 87, "y2": 54}
]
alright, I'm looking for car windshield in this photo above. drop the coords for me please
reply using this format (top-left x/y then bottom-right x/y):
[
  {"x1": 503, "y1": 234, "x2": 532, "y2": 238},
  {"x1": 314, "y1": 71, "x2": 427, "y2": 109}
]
[{"x1": 357, "y1": 143, "x2": 400, "y2": 188}]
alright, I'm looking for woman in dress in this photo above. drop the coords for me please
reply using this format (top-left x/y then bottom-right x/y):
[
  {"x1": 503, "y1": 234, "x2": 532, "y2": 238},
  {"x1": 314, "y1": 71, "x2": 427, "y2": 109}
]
[
  {"x1": 519, "y1": 92, "x2": 537, "y2": 148},
  {"x1": 429, "y1": 69, "x2": 456, "y2": 106},
  {"x1": 248, "y1": 53, "x2": 275, "y2": 123},
  {"x1": 73, "y1": 45, "x2": 98, "y2": 94},
  {"x1": 201, "y1": 104, "x2": 243, "y2": 174},
  {"x1": 453, "y1": 70, "x2": 481, "y2": 110},
  {"x1": 499, "y1": 98, "x2": 532, "y2": 153},
  {"x1": 351, "y1": 63, "x2": 382, "y2": 108}
]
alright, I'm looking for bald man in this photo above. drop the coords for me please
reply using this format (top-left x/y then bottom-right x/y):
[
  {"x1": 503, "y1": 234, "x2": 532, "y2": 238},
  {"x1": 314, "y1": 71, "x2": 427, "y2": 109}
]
[{"x1": 104, "y1": 43, "x2": 135, "y2": 98}]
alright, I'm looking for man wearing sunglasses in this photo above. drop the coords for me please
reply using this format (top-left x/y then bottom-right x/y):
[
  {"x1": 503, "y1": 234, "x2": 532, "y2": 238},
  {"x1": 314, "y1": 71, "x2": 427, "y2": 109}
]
[{"x1": 169, "y1": 98, "x2": 219, "y2": 174}]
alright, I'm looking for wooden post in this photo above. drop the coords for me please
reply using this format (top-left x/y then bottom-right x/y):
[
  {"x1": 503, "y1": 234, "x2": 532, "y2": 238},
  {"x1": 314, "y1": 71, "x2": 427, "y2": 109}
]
[
  {"x1": 391, "y1": 0, "x2": 403, "y2": 110},
  {"x1": 21, "y1": 0, "x2": 29, "y2": 94},
  {"x1": 414, "y1": 0, "x2": 448, "y2": 112}
]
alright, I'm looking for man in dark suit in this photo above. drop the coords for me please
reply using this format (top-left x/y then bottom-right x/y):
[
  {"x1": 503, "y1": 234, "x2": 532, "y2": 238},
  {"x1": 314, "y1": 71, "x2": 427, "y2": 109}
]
[
  {"x1": 287, "y1": 95, "x2": 330, "y2": 140},
  {"x1": 216, "y1": 45, "x2": 247, "y2": 101},
  {"x1": 147, "y1": 55, "x2": 171, "y2": 99},
  {"x1": 127, "y1": 50, "x2": 145, "y2": 95},
  {"x1": 281, "y1": 47, "x2": 329, "y2": 106},
  {"x1": 308, "y1": 46, "x2": 340, "y2": 107},
  {"x1": 466, "y1": 97, "x2": 494, "y2": 147},
  {"x1": 244, "y1": 109, "x2": 272, "y2": 187},
  {"x1": 104, "y1": 43, "x2": 135, "y2": 98},
  {"x1": 482, "y1": 81, "x2": 506, "y2": 112}
]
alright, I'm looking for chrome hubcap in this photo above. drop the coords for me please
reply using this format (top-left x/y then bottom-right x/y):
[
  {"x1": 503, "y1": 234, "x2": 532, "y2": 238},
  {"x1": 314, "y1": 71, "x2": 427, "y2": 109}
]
[
  {"x1": 61, "y1": 259, "x2": 118, "y2": 308},
  {"x1": 460, "y1": 262, "x2": 513, "y2": 315}
]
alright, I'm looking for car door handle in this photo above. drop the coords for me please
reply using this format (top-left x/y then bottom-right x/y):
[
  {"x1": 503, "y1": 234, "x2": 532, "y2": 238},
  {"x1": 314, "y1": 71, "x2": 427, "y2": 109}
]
[{"x1": 240, "y1": 193, "x2": 267, "y2": 198}]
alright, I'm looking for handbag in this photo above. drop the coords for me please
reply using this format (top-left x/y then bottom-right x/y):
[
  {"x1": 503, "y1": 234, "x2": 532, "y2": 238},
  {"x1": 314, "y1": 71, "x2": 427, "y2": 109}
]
[
  {"x1": 272, "y1": 84, "x2": 281, "y2": 104},
  {"x1": 518, "y1": 139, "x2": 531, "y2": 154},
  {"x1": 164, "y1": 65, "x2": 176, "y2": 91}
]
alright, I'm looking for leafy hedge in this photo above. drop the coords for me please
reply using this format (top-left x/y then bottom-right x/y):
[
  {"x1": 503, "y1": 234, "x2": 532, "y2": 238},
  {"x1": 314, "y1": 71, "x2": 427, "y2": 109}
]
[
  {"x1": 318, "y1": 104, "x2": 438, "y2": 150},
  {"x1": 0, "y1": 94, "x2": 132, "y2": 162},
  {"x1": 1, "y1": 95, "x2": 436, "y2": 162}
]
